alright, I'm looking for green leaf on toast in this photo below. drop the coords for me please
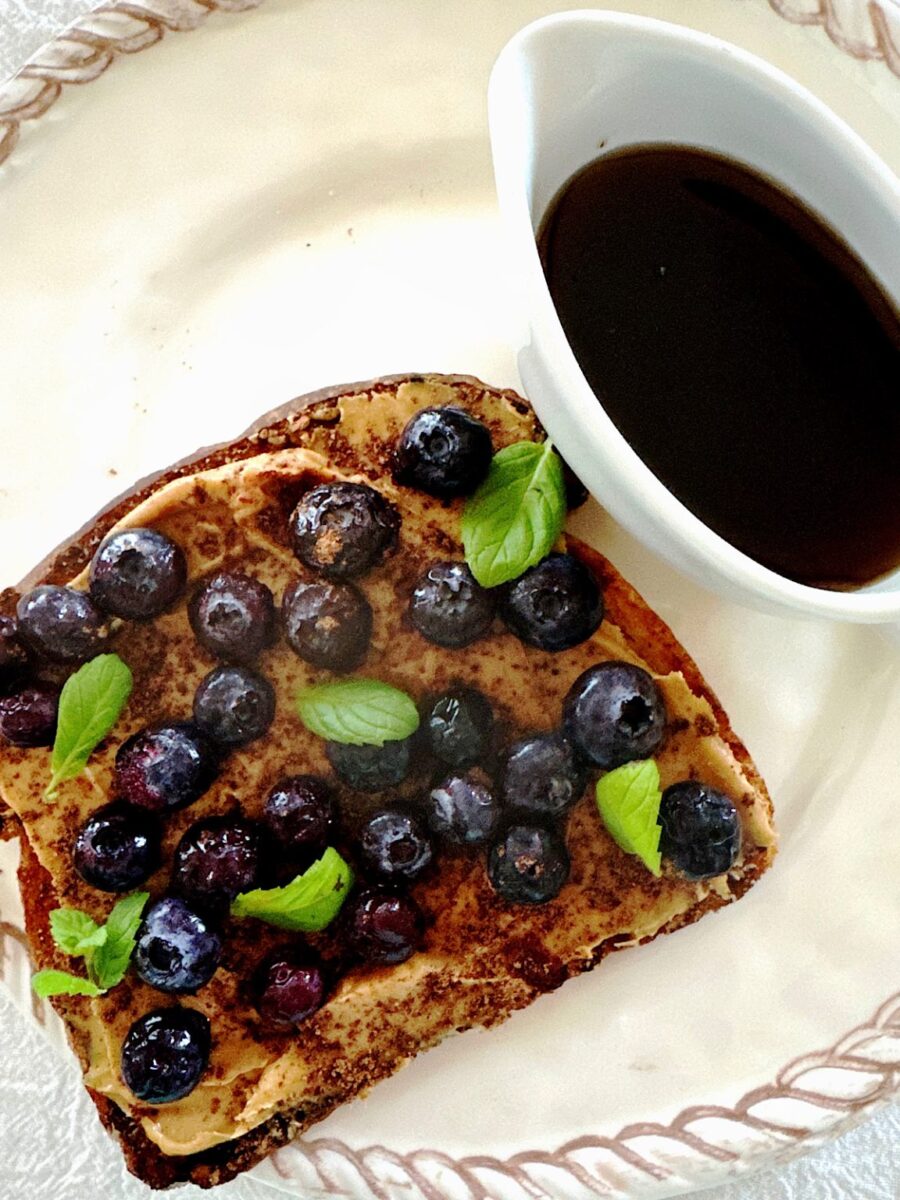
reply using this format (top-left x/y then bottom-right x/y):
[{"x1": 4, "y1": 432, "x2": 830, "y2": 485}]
[
  {"x1": 231, "y1": 848, "x2": 353, "y2": 932},
  {"x1": 595, "y1": 758, "x2": 663, "y2": 876},
  {"x1": 296, "y1": 678, "x2": 419, "y2": 746},
  {"x1": 46, "y1": 653, "x2": 133, "y2": 797},
  {"x1": 91, "y1": 891, "x2": 149, "y2": 990},
  {"x1": 49, "y1": 908, "x2": 107, "y2": 956},
  {"x1": 31, "y1": 969, "x2": 104, "y2": 999}
]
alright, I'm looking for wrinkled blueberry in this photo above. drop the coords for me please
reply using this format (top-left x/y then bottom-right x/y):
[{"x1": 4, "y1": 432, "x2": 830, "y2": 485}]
[
  {"x1": 658, "y1": 781, "x2": 742, "y2": 879},
  {"x1": 488, "y1": 823, "x2": 570, "y2": 905},
  {"x1": 501, "y1": 553, "x2": 603, "y2": 651},
  {"x1": 115, "y1": 723, "x2": 218, "y2": 814},
  {"x1": 360, "y1": 809, "x2": 433, "y2": 883},
  {"x1": 193, "y1": 665, "x2": 275, "y2": 748},
  {"x1": 254, "y1": 948, "x2": 327, "y2": 1030},
  {"x1": 172, "y1": 816, "x2": 263, "y2": 916},
  {"x1": 0, "y1": 683, "x2": 59, "y2": 747},
  {"x1": 188, "y1": 572, "x2": 276, "y2": 664},
  {"x1": 17, "y1": 585, "x2": 108, "y2": 664},
  {"x1": 426, "y1": 770, "x2": 500, "y2": 845},
  {"x1": 121, "y1": 1007, "x2": 210, "y2": 1104},
  {"x1": 500, "y1": 731, "x2": 587, "y2": 819},
  {"x1": 133, "y1": 897, "x2": 222, "y2": 994},
  {"x1": 0, "y1": 616, "x2": 29, "y2": 692},
  {"x1": 73, "y1": 803, "x2": 161, "y2": 892},
  {"x1": 262, "y1": 775, "x2": 337, "y2": 857},
  {"x1": 282, "y1": 577, "x2": 372, "y2": 672},
  {"x1": 563, "y1": 661, "x2": 666, "y2": 769},
  {"x1": 325, "y1": 738, "x2": 412, "y2": 792},
  {"x1": 394, "y1": 406, "x2": 493, "y2": 499},
  {"x1": 424, "y1": 687, "x2": 493, "y2": 769},
  {"x1": 345, "y1": 888, "x2": 424, "y2": 965},
  {"x1": 290, "y1": 482, "x2": 400, "y2": 580},
  {"x1": 409, "y1": 562, "x2": 495, "y2": 648},
  {"x1": 90, "y1": 528, "x2": 187, "y2": 620}
]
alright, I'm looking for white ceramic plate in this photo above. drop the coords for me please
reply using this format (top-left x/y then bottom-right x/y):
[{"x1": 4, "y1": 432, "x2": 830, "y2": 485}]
[{"x1": 0, "y1": 2, "x2": 898, "y2": 1197}]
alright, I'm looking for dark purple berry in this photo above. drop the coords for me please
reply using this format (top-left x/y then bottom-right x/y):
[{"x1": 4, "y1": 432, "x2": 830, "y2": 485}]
[
  {"x1": 360, "y1": 810, "x2": 433, "y2": 883},
  {"x1": 500, "y1": 732, "x2": 587, "y2": 819},
  {"x1": 0, "y1": 616, "x2": 29, "y2": 691},
  {"x1": 501, "y1": 553, "x2": 603, "y2": 651},
  {"x1": 188, "y1": 572, "x2": 276, "y2": 664},
  {"x1": 254, "y1": 948, "x2": 327, "y2": 1030},
  {"x1": 133, "y1": 897, "x2": 222, "y2": 994},
  {"x1": 121, "y1": 1007, "x2": 210, "y2": 1104},
  {"x1": 394, "y1": 407, "x2": 493, "y2": 499},
  {"x1": 172, "y1": 816, "x2": 263, "y2": 916},
  {"x1": 326, "y1": 738, "x2": 411, "y2": 792},
  {"x1": 563, "y1": 661, "x2": 666, "y2": 769},
  {"x1": 345, "y1": 888, "x2": 424, "y2": 965},
  {"x1": 488, "y1": 823, "x2": 570, "y2": 904},
  {"x1": 290, "y1": 482, "x2": 400, "y2": 580},
  {"x1": 409, "y1": 562, "x2": 495, "y2": 648},
  {"x1": 262, "y1": 776, "x2": 337, "y2": 857},
  {"x1": 0, "y1": 683, "x2": 59, "y2": 747},
  {"x1": 658, "y1": 781, "x2": 742, "y2": 879},
  {"x1": 424, "y1": 687, "x2": 493, "y2": 769},
  {"x1": 115, "y1": 723, "x2": 218, "y2": 813},
  {"x1": 89, "y1": 528, "x2": 187, "y2": 620},
  {"x1": 282, "y1": 577, "x2": 372, "y2": 672},
  {"x1": 16, "y1": 585, "x2": 108, "y2": 664},
  {"x1": 559, "y1": 455, "x2": 589, "y2": 509},
  {"x1": 73, "y1": 803, "x2": 161, "y2": 892},
  {"x1": 193, "y1": 665, "x2": 275, "y2": 748},
  {"x1": 426, "y1": 770, "x2": 499, "y2": 845}
]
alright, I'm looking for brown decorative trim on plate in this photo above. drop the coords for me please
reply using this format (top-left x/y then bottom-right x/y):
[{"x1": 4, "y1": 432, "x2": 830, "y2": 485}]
[{"x1": 768, "y1": 0, "x2": 900, "y2": 67}]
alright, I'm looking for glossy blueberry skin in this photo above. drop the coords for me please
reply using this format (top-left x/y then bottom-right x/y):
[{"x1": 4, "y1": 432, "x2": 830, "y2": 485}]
[
  {"x1": 188, "y1": 572, "x2": 276, "y2": 664},
  {"x1": 262, "y1": 776, "x2": 337, "y2": 857},
  {"x1": 0, "y1": 683, "x2": 59, "y2": 747},
  {"x1": 487, "y1": 823, "x2": 570, "y2": 905},
  {"x1": 254, "y1": 948, "x2": 327, "y2": 1030},
  {"x1": 658, "y1": 781, "x2": 742, "y2": 879},
  {"x1": 394, "y1": 406, "x2": 493, "y2": 499},
  {"x1": 325, "y1": 738, "x2": 412, "y2": 792},
  {"x1": 409, "y1": 562, "x2": 495, "y2": 649},
  {"x1": 501, "y1": 553, "x2": 603, "y2": 652},
  {"x1": 121, "y1": 1007, "x2": 211, "y2": 1104},
  {"x1": 133, "y1": 897, "x2": 222, "y2": 994},
  {"x1": 193, "y1": 665, "x2": 276, "y2": 748},
  {"x1": 500, "y1": 732, "x2": 587, "y2": 820},
  {"x1": 424, "y1": 687, "x2": 493, "y2": 769},
  {"x1": 172, "y1": 816, "x2": 263, "y2": 916},
  {"x1": 73, "y1": 803, "x2": 162, "y2": 892},
  {"x1": 114, "y1": 723, "x2": 218, "y2": 814},
  {"x1": 345, "y1": 888, "x2": 424, "y2": 965},
  {"x1": 426, "y1": 771, "x2": 500, "y2": 846},
  {"x1": 360, "y1": 809, "x2": 433, "y2": 883},
  {"x1": 282, "y1": 577, "x2": 372, "y2": 672},
  {"x1": 563, "y1": 661, "x2": 666, "y2": 769},
  {"x1": 89, "y1": 528, "x2": 187, "y2": 620},
  {"x1": 290, "y1": 482, "x2": 400, "y2": 581},
  {"x1": 16, "y1": 585, "x2": 108, "y2": 664},
  {"x1": 0, "y1": 616, "x2": 29, "y2": 692}
]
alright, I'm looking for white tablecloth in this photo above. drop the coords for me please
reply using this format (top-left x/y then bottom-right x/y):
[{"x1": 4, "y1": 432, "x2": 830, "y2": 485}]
[{"x1": 0, "y1": 5, "x2": 897, "y2": 1198}]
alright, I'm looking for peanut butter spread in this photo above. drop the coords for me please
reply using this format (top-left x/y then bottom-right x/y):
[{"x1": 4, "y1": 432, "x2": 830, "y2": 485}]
[{"x1": 0, "y1": 380, "x2": 776, "y2": 1158}]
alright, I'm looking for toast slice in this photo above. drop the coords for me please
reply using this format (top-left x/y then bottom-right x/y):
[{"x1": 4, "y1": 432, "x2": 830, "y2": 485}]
[{"x1": 0, "y1": 374, "x2": 776, "y2": 1189}]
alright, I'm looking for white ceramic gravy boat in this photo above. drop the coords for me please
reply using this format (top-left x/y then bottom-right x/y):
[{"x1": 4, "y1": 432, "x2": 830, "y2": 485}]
[{"x1": 488, "y1": 10, "x2": 900, "y2": 627}]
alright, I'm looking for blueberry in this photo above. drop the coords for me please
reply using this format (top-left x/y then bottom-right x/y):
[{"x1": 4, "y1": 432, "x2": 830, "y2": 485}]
[
  {"x1": 500, "y1": 732, "x2": 587, "y2": 819},
  {"x1": 345, "y1": 888, "x2": 424, "y2": 965},
  {"x1": 426, "y1": 770, "x2": 499, "y2": 845},
  {"x1": 115, "y1": 723, "x2": 218, "y2": 813},
  {"x1": 326, "y1": 738, "x2": 412, "y2": 792},
  {"x1": 409, "y1": 562, "x2": 495, "y2": 648},
  {"x1": 73, "y1": 803, "x2": 161, "y2": 892},
  {"x1": 193, "y1": 665, "x2": 275, "y2": 748},
  {"x1": 488, "y1": 823, "x2": 570, "y2": 905},
  {"x1": 0, "y1": 683, "x2": 59, "y2": 747},
  {"x1": 254, "y1": 948, "x2": 327, "y2": 1030},
  {"x1": 282, "y1": 577, "x2": 372, "y2": 672},
  {"x1": 262, "y1": 775, "x2": 337, "y2": 857},
  {"x1": 558, "y1": 455, "x2": 589, "y2": 510},
  {"x1": 0, "y1": 616, "x2": 29, "y2": 692},
  {"x1": 121, "y1": 1007, "x2": 210, "y2": 1104},
  {"x1": 658, "y1": 781, "x2": 742, "y2": 879},
  {"x1": 188, "y1": 572, "x2": 276, "y2": 664},
  {"x1": 394, "y1": 407, "x2": 493, "y2": 499},
  {"x1": 290, "y1": 482, "x2": 400, "y2": 580},
  {"x1": 133, "y1": 897, "x2": 222, "y2": 994},
  {"x1": 16, "y1": 585, "x2": 108, "y2": 664},
  {"x1": 90, "y1": 528, "x2": 187, "y2": 620},
  {"x1": 424, "y1": 687, "x2": 493, "y2": 769},
  {"x1": 172, "y1": 816, "x2": 263, "y2": 916},
  {"x1": 563, "y1": 661, "x2": 666, "y2": 769},
  {"x1": 501, "y1": 553, "x2": 603, "y2": 651},
  {"x1": 360, "y1": 809, "x2": 433, "y2": 883}
]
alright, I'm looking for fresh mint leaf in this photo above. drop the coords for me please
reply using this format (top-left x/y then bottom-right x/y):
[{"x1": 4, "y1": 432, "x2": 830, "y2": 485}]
[
  {"x1": 46, "y1": 653, "x2": 133, "y2": 798},
  {"x1": 91, "y1": 891, "x2": 149, "y2": 991},
  {"x1": 461, "y1": 439, "x2": 566, "y2": 588},
  {"x1": 595, "y1": 759, "x2": 663, "y2": 876},
  {"x1": 296, "y1": 678, "x2": 419, "y2": 746},
  {"x1": 232, "y1": 848, "x2": 353, "y2": 931},
  {"x1": 31, "y1": 969, "x2": 104, "y2": 999},
  {"x1": 49, "y1": 908, "x2": 107, "y2": 956}
]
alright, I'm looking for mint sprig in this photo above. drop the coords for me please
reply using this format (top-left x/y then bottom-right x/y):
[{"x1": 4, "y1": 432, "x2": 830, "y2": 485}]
[
  {"x1": 461, "y1": 439, "x2": 566, "y2": 588},
  {"x1": 46, "y1": 653, "x2": 133, "y2": 798},
  {"x1": 231, "y1": 848, "x2": 353, "y2": 931},
  {"x1": 31, "y1": 892, "x2": 149, "y2": 999},
  {"x1": 595, "y1": 759, "x2": 663, "y2": 876},
  {"x1": 296, "y1": 678, "x2": 419, "y2": 746},
  {"x1": 32, "y1": 970, "x2": 104, "y2": 999}
]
